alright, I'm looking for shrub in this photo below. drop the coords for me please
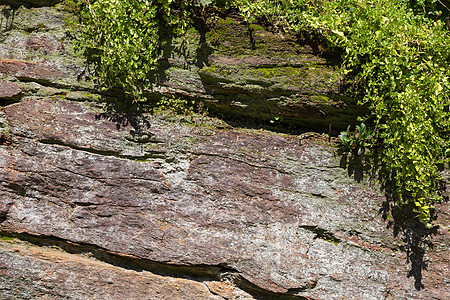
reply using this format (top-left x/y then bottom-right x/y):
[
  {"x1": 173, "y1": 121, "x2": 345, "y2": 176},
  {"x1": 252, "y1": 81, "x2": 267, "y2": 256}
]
[{"x1": 74, "y1": 0, "x2": 232, "y2": 100}]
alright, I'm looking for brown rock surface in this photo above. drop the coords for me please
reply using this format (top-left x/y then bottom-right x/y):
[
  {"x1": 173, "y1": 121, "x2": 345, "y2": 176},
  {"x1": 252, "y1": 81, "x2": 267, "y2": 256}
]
[
  {"x1": 0, "y1": 2, "x2": 448, "y2": 299},
  {"x1": 0, "y1": 59, "x2": 68, "y2": 82},
  {"x1": 0, "y1": 98, "x2": 448, "y2": 299},
  {"x1": 0, "y1": 80, "x2": 21, "y2": 99},
  {"x1": 0, "y1": 238, "x2": 249, "y2": 299}
]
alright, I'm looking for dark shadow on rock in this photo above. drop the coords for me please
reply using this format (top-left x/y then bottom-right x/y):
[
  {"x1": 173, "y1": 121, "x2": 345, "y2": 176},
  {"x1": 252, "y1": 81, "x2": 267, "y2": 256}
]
[
  {"x1": 0, "y1": 198, "x2": 13, "y2": 224},
  {"x1": 339, "y1": 147, "x2": 448, "y2": 291},
  {"x1": 0, "y1": 210, "x2": 7, "y2": 224},
  {"x1": 378, "y1": 166, "x2": 448, "y2": 291},
  {"x1": 347, "y1": 155, "x2": 364, "y2": 182},
  {"x1": 94, "y1": 99, "x2": 151, "y2": 138},
  {"x1": 194, "y1": 38, "x2": 214, "y2": 69},
  {"x1": 247, "y1": 25, "x2": 256, "y2": 50},
  {"x1": 338, "y1": 152, "x2": 368, "y2": 183},
  {"x1": 193, "y1": 14, "x2": 214, "y2": 69},
  {"x1": 0, "y1": 5, "x2": 16, "y2": 32},
  {"x1": 0, "y1": 132, "x2": 12, "y2": 146},
  {"x1": 384, "y1": 203, "x2": 439, "y2": 290},
  {"x1": 96, "y1": 111, "x2": 151, "y2": 135},
  {"x1": 294, "y1": 32, "x2": 344, "y2": 67}
]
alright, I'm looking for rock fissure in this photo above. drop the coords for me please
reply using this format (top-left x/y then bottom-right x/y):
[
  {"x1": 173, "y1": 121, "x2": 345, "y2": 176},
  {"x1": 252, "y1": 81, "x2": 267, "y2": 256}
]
[
  {"x1": 0, "y1": 231, "x2": 308, "y2": 299},
  {"x1": 0, "y1": 231, "x2": 235, "y2": 277},
  {"x1": 38, "y1": 139, "x2": 167, "y2": 161},
  {"x1": 52, "y1": 165, "x2": 166, "y2": 185}
]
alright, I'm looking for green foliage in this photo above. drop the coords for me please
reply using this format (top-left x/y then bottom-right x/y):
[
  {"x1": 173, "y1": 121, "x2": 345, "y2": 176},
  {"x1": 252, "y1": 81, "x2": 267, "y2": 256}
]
[
  {"x1": 235, "y1": 0, "x2": 450, "y2": 226},
  {"x1": 155, "y1": 96, "x2": 192, "y2": 114},
  {"x1": 318, "y1": 0, "x2": 449, "y2": 227},
  {"x1": 74, "y1": 0, "x2": 230, "y2": 100},
  {"x1": 270, "y1": 116, "x2": 284, "y2": 124},
  {"x1": 73, "y1": 0, "x2": 449, "y2": 226},
  {"x1": 338, "y1": 123, "x2": 374, "y2": 157}
]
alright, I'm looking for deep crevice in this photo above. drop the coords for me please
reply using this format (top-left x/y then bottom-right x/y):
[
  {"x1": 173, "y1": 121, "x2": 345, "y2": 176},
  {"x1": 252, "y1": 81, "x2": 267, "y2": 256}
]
[
  {"x1": 38, "y1": 139, "x2": 166, "y2": 161},
  {"x1": 299, "y1": 225, "x2": 341, "y2": 244},
  {"x1": 0, "y1": 93, "x2": 24, "y2": 106},
  {"x1": 0, "y1": 212, "x2": 7, "y2": 224}
]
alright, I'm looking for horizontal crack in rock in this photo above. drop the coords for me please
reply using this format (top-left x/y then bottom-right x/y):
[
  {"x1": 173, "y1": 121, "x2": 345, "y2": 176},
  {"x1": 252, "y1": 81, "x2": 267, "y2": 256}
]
[
  {"x1": 14, "y1": 77, "x2": 98, "y2": 94},
  {"x1": 299, "y1": 225, "x2": 341, "y2": 244},
  {"x1": 0, "y1": 231, "x2": 312, "y2": 300},
  {"x1": 39, "y1": 139, "x2": 166, "y2": 161},
  {"x1": 191, "y1": 151, "x2": 291, "y2": 174}
]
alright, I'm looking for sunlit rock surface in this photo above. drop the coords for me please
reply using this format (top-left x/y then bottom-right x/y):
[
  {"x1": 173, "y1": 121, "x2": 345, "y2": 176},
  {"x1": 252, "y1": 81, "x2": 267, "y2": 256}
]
[{"x1": 0, "y1": 1, "x2": 448, "y2": 299}]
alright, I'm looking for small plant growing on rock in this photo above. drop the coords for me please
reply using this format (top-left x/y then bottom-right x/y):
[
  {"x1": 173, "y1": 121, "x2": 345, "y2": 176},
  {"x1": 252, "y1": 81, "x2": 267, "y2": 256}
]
[{"x1": 338, "y1": 123, "x2": 374, "y2": 157}]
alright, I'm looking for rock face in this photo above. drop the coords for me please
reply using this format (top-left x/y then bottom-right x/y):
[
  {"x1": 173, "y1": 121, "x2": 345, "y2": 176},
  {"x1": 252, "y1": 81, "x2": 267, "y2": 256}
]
[
  {"x1": 0, "y1": 1, "x2": 449, "y2": 300},
  {"x1": 0, "y1": 79, "x2": 20, "y2": 99},
  {"x1": 1, "y1": 97, "x2": 449, "y2": 300},
  {"x1": 0, "y1": 1, "x2": 365, "y2": 131},
  {"x1": 165, "y1": 18, "x2": 364, "y2": 130}
]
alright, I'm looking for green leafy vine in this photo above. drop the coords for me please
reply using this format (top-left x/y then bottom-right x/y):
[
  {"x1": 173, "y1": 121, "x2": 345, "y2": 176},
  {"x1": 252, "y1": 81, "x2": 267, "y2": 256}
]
[
  {"x1": 72, "y1": 0, "x2": 449, "y2": 226},
  {"x1": 235, "y1": 0, "x2": 450, "y2": 226}
]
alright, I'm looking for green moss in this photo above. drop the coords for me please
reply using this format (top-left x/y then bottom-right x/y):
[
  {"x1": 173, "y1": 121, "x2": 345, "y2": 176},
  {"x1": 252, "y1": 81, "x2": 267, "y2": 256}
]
[
  {"x1": 207, "y1": 18, "x2": 249, "y2": 55},
  {"x1": 249, "y1": 24, "x2": 265, "y2": 31},
  {"x1": 250, "y1": 66, "x2": 306, "y2": 83},
  {"x1": 220, "y1": 17, "x2": 237, "y2": 25},
  {"x1": 0, "y1": 235, "x2": 15, "y2": 241},
  {"x1": 206, "y1": 17, "x2": 299, "y2": 58},
  {"x1": 134, "y1": 158, "x2": 151, "y2": 162}
]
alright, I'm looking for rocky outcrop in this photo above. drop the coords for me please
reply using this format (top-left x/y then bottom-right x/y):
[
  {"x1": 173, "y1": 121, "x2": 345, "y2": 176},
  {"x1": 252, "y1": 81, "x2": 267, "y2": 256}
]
[
  {"x1": 0, "y1": 2, "x2": 365, "y2": 131},
  {"x1": 0, "y1": 1, "x2": 449, "y2": 300},
  {"x1": 0, "y1": 238, "x2": 252, "y2": 300},
  {"x1": 165, "y1": 18, "x2": 364, "y2": 130},
  {"x1": 0, "y1": 96, "x2": 449, "y2": 299}
]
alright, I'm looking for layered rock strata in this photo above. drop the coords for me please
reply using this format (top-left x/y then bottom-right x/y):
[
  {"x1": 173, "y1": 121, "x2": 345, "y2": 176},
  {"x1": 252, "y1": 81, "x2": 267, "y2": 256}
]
[{"x1": 0, "y1": 1, "x2": 448, "y2": 299}]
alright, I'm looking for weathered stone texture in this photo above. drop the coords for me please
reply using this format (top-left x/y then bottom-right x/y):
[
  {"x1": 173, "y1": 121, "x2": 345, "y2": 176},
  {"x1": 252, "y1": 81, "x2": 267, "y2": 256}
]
[
  {"x1": 0, "y1": 238, "x2": 247, "y2": 299},
  {"x1": 0, "y1": 1, "x2": 448, "y2": 300},
  {"x1": 0, "y1": 79, "x2": 21, "y2": 99},
  {"x1": 0, "y1": 4, "x2": 92, "y2": 90},
  {"x1": 0, "y1": 59, "x2": 68, "y2": 81},
  {"x1": 0, "y1": 98, "x2": 448, "y2": 299}
]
